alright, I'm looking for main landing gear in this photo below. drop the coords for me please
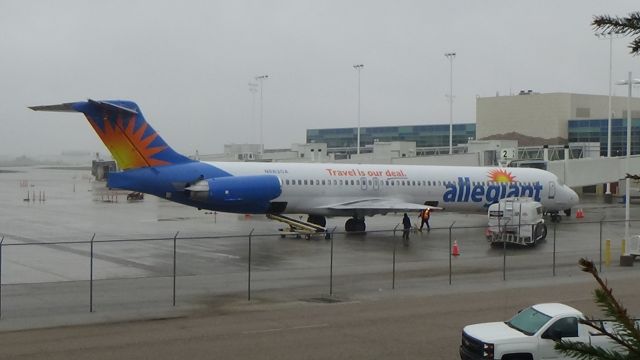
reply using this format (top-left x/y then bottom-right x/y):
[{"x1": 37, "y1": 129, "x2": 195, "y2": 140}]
[{"x1": 345, "y1": 217, "x2": 366, "y2": 232}]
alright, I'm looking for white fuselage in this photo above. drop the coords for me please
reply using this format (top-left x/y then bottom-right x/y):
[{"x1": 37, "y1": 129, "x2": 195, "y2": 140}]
[{"x1": 207, "y1": 161, "x2": 579, "y2": 216}]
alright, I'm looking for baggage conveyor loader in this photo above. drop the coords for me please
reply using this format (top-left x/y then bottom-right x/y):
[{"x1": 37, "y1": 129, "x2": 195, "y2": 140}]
[{"x1": 266, "y1": 214, "x2": 331, "y2": 240}]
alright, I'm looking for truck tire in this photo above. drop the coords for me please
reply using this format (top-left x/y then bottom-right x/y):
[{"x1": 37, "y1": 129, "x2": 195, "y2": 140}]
[
  {"x1": 502, "y1": 354, "x2": 533, "y2": 360},
  {"x1": 535, "y1": 223, "x2": 547, "y2": 242}
]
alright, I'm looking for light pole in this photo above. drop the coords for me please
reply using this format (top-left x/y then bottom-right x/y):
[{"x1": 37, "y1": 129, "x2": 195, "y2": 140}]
[
  {"x1": 596, "y1": 31, "x2": 622, "y2": 199},
  {"x1": 445, "y1": 52, "x2": 456, "y2": 154},
  {"x1": 616, "y1": 72, "x2": 640, "y2": 249},
  {"x1": 255, "y1": 75, "x2": 269, "y2": 154},
  {"x1": 248, "y1": 83, "x2": 258, "y2": 144},
  {"x1": 353, "y1": 64, "x2": 364, "y2": 155}
]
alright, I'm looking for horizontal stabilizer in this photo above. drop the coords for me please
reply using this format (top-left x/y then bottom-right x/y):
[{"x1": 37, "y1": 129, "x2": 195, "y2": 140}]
[
  {"x1": 87, "y1": 99, "x2": 138, "y2": 115},
  {"x1": 29, "y1": 103, "x2": 78, "y2": 112},
  {"x1": 30, "y1": 100, "x2": 138, "y2": 115}
]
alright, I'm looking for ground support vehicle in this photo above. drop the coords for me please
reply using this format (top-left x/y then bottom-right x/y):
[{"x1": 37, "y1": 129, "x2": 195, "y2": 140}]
[{"x1": 486, "y1": 198, "x2": 546, "y2": 247}]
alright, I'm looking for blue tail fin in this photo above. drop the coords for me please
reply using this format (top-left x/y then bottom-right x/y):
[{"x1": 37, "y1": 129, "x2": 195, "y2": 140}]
[{"x1": 31, "y1": 100, "x2": 193, "y2": 170}]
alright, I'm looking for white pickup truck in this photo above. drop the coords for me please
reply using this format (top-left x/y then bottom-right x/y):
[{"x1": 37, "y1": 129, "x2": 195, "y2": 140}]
[{"x1": 459, "y1": 303, "x2": 624, "y2": 360}]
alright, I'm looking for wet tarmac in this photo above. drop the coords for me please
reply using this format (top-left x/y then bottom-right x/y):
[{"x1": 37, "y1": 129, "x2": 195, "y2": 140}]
[{"x1": 0, "y1": 166, "x2": 638, "y2": 331}]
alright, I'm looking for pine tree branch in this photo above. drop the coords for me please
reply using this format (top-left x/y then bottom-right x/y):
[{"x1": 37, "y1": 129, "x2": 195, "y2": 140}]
[
  {"x1": 578, "y1": 258, "x2": 640, "y2": 356},
  {"x1": 579, "y1": 317, "x2": 635, "y2": 353},
  {"x1": 592, "y1": 12, "x2": 640, "y2": 55}
]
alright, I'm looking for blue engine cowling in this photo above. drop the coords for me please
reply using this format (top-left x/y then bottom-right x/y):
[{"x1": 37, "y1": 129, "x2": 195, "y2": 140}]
[{"x1": 188, "y1": 175, "x2": 282, "y2": 213}]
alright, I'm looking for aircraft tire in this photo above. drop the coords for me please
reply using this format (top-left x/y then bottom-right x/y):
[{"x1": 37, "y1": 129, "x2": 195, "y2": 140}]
[
  {"x1": 345, "y1": 218, "x2": 366, "y2": 232},
  {"x1": 345, "y1": 218, "x2": 355, "y2": 232}
]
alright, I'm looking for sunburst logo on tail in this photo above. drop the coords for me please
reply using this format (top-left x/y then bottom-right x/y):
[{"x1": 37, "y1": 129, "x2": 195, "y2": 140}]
[
  {"x1": 87, "y1": 113, "x2": 170, "y2": 169},
  {"x1": 488, "y1": 168, "x2": 516, "y2": 183}
]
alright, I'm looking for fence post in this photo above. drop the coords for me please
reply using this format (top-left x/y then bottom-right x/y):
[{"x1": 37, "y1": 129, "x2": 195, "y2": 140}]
[
  {"x1": 552, "y1": 223, "x2": 557, "y2": 277},
  {"x1": 0, "y1": 235, "x2": 4, "y2": 319},
  {"x1": 392, "y1": 224, "x2": 399, "y2": 290},
  {"x1": 449, "y1": 221, "x2": 456, "y2": 285},
  {"x1": 502, "y1": 230, "x2": 507, "y2": 281},
  {"x1": 599, "y1": 219, "x2": 603, "y2": 272},
  {"x1": 173, "y1": 231, "x2": 179, "y2": 307},
  {"x1": 90, "y1": 233, "x2": 95, "y2": 313},
  {"x1": 329, "y1": 230, "x2": 334, "y2": 296},
  {"x1": 248, "y1": 229, "x2": 254, "y2": 301}
]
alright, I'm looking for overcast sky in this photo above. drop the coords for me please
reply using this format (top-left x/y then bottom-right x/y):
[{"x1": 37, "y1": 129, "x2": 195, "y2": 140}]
[{"x1": 1, "y1": 0, "x2": 638, "y2": 158}]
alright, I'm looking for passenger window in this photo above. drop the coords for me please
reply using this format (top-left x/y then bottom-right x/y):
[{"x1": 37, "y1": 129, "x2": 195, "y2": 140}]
[
  {"x1": 285, "y1": 179, "x2": 290, "y2": 185},
  {"x1": 401, "y1": 181, "x2": 405, "y2": 186},
  {"x1": 333, "y1": 180, "x2": 337, "y2": 185},
  {"x1": 316, "y1": 180, "x2": 319, "y2": 185},
  {"x1": 547, "y1": 317, "x2": 578, "y2": 338},
  {"x1": 368, "y1": 180, "x2": 372, "y2": 186},
  {"x1": 321, "y1": 180, "x2": 325, "y2": 185},
  {"x1": 350, "y1": 180, "x2": 355, "y2": 185},
  {"x1": 303, "y1": 180, "x2": 308, "y2": 185},
  {"x1": 297, "y1": 180, "x2": 302, "y2": 185}
]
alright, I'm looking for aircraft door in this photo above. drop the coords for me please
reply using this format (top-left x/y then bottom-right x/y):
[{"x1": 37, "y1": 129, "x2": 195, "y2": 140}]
[
  {"x1": 360, "y1": 177, "x2": 367, "y2": 190},
  {"x1": 548, "y1": 181, "x2": 556, "y2": 199},
  {"x1": 372, "y1": 177, "x2": 379, "y2": 191}
]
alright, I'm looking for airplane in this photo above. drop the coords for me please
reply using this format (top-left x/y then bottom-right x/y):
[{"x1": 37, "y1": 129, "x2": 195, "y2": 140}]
[{"x1": 30, "y1": 99, "x2": 579, "y2": 232}]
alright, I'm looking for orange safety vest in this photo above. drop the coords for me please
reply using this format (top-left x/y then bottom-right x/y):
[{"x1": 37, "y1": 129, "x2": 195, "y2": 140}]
[{"x1": 421, "y1": 209, "x2": 430, "y2": 220}]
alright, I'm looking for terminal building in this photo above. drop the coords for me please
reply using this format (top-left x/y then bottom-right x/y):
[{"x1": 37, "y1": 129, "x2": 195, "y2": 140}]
[
  {"x1": 306, "y1": 123, "x2": 476, "y2": 154},
  {"x1": 477, "y1": 92, "x2": 640, "y2": 156},
  {"x1": 305, "y1": 92, "x2": 640, "y2": 157}
]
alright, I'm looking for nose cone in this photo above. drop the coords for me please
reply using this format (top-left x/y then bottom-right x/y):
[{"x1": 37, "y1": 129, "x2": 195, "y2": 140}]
[{"x1": 566, "y1": 186, "x2": 579, "y2": 207}]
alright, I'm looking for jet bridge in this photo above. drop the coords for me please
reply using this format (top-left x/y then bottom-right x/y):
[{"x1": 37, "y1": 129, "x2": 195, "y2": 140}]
[{"x1": 547, "y1": 155, "x2": 640, "y2": 188}]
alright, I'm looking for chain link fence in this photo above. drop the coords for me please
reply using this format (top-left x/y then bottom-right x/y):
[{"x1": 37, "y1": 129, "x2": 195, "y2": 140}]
[{"x1": 0, "y1": 218, "x2": 638, "y2": 320}]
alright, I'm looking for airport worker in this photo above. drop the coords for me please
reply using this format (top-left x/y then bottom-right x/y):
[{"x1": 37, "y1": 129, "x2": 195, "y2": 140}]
[
  {"x1": 402, "y1": 213, "x2": 411, "y2": 243},
  {"x1": 418, "y1": 208, "x2": 431, "y2": 231}
]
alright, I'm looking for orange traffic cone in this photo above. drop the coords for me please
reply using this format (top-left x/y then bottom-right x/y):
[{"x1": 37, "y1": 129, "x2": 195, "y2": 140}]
[
  {"x1": 576, "y1": 209, "x2": 584, "y2": 219},
  {"x1": 452, "y1": 240, "x2": 460, "y2": 256}
]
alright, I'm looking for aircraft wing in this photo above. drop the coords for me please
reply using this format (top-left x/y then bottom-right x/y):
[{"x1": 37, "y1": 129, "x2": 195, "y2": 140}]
[{"x1": 316, "y1": 198, "x2": 442, "y2": 216}]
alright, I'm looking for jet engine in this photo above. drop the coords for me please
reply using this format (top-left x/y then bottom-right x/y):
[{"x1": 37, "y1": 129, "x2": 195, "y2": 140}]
[{"x1": 185, "y1": 175, "x2": 282, "y2": 211}]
